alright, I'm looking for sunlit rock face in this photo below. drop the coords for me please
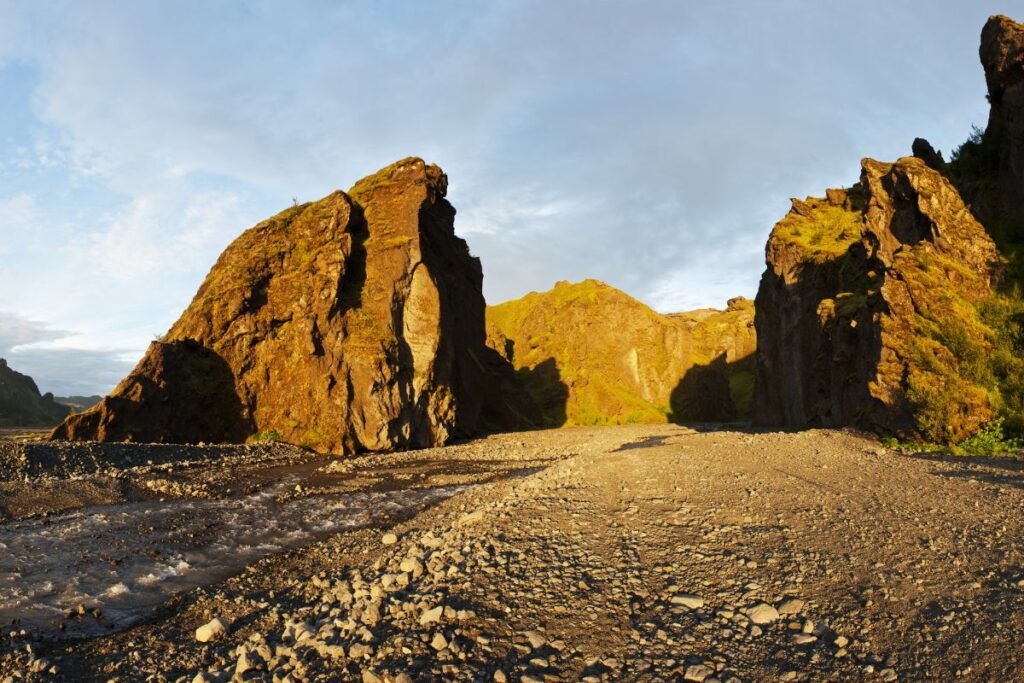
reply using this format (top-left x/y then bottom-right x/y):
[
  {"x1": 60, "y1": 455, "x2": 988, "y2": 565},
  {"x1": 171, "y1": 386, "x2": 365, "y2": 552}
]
[
  {"x1": 54, "y1": 157, "x2": 533, "y2": 452},
  {"x1": 754, "y1": 157, "x2": 1000, "y2": 443},
  {"x1": 486, "y1": 279, "x2": 757, "y2": 427}
]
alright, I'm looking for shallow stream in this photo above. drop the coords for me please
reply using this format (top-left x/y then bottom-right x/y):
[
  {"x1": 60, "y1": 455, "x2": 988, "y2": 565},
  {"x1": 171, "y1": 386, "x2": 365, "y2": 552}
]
[{"x1": 0, "y1": 477, "x2": 464, "y2": 638}]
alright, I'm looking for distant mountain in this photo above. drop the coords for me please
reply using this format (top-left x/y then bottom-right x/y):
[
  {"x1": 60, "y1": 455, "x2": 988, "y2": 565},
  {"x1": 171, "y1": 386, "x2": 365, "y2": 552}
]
[
  {"x1": 0, "y1": 359, "x2": 72, "y2": 427},
  {"x1": 486, "y1": 280, "x2": 756, "y2": 427},
  {"x1": 54, "y1": 395, "x2": 103, "y2": 413}
]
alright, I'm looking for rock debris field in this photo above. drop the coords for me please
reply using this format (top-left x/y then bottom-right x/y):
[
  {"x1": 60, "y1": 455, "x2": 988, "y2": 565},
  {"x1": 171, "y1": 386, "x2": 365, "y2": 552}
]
[{"x1": 2, "y1": 424, "x2": 1024, "y2": 681}]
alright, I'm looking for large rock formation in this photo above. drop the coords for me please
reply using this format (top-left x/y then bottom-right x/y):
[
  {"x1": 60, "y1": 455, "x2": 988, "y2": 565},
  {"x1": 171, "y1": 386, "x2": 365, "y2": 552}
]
[
  {"x1": 0, "y1": 359, "x2": 71, "y2": 427},
  {"x1": 940, "y1": 15, "x2": 1024, "y2": 245},
  {"x1": 754, "y1": 157, "x2": 1000, "y2": 442},
  {"x1": 977, "y1": 14, "x2": 1024, "y2": 234},
  {"x1": 54, "y1": 157, "x2": 535, "y2": 452},
  {"x1": 486, "y1": 280, "x2": 756, "y2": 426}
]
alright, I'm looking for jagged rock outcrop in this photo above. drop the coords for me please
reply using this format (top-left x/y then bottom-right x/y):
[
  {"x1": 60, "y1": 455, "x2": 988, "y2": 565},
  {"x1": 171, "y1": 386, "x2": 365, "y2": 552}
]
[
  {"x1": 911, "y1": 138, "x2": 944, "y2": 171},
  {"x1": 486, "y1": 280, "x2": 755, "y2": 426},
  {"x1": 54, "y1": 158, "x2": 535, "y2": 452},
  {"x1": 0, "y1": 359, "x2": 71, "y2": 427},
  {"x1": 754, "y1": 157, "x2": 1000, "y2": 442},
  {"x1": 978, "y1": 15, "x2": 1024, "y2": 233}
]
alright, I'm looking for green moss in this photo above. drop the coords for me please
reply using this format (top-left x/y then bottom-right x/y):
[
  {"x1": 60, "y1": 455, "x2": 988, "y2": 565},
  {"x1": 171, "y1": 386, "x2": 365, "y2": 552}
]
[
  {"x1": 728, "y1": 371, "x2": 755, "y2": 417},
  {"x1": 773, "y1": 200, "x2": 862, "y2": 262},
  {"x1": 834, "y1": 292, "x2": 868, "y2": 318},
  {"x1": 249, "y1": 429, "x2": 283, "y2": 443},
  {"x1": 977, "y1": 293, "x2": 1024, "y2": 437},
  {"x1": 300, "y1": 424, "x2": 331, "y2": 449}
]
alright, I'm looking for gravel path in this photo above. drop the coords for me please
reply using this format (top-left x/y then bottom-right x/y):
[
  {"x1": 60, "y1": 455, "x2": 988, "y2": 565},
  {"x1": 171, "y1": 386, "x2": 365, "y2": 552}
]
[{"x1": 2, "y1": 424, "x2": 1023, "y2": 681}]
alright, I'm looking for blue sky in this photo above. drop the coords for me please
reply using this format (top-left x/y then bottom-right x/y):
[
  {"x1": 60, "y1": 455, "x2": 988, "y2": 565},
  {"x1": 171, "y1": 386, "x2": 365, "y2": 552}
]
[{"x1": 0, "y1": 0, "x2": 1018, "y2": 395}]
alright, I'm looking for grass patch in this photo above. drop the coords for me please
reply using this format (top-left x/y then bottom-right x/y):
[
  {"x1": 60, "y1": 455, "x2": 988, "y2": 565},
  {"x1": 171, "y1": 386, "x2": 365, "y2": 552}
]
[
  {"x1": 773, "y1": 200, "x2": 862, "y2": 262},
  {"x1": 249, "y1": 429, "x2": 283, "y2": 443}
]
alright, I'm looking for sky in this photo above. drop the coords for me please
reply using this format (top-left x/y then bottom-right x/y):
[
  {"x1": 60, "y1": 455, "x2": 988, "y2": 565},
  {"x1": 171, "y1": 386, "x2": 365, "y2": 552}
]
[{"x1": 0, "y1": 0, "x2": 1019, "y2": 396}]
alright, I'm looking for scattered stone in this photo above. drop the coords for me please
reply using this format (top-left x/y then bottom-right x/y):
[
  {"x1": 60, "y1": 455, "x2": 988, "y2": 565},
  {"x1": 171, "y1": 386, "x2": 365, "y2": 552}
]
[
  {"x1": 744, "y1": 603, "x2": 780, "y2": 625},
  {"x1": 420, "y1": 605, "x2": 444, "y2": 626},
  {"x1": 778, "y1": 598, "x2": 805, "y2": 615},
  {"x1": 671, "y1": 593, "x2": 705, "y2": 609},
  {"x1": 195, "y1": 618, "x2": 228, "y2": 643},
  {"x1": 684, "y1": 663, "x2": 715, "y2": 682}
]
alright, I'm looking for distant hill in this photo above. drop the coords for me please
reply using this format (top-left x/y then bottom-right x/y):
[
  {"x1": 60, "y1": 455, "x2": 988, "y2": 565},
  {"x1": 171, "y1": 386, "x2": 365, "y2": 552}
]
[
  {"x1": 486, "y1": 280, "x2": 755, "y2": 427},
  {"x1": 54, "y1": 395, "x2": 103, "y2": 413},
  {"x1": 0, "y1": 359, "x2": 72, "y2": 427}
]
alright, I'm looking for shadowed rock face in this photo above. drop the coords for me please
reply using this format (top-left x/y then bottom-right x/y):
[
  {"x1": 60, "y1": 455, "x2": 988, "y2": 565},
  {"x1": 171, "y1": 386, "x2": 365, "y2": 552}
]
[
  {"x1": 486, "y1": 280, "x2": 756, "y2": 426},
  {"x1": 54, "y1": 157, "x2": 531, "y2": 452},
  {"x1": 0, "y1": 359, "x2": 70, "y2": 428},
  {"x1": 979, "y1": 15, "x2": 1024, "y2": 233},
  {"x1": 754, "y1": 157, "x2": 1000, "y2": 442}
]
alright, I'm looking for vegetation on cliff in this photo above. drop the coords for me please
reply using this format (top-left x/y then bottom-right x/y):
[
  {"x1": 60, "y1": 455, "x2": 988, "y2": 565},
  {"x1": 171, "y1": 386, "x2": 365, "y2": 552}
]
[
  {"x1": 923, "y1": 14, "x2": 1024, "y2": 441},
  {"x1": 756, "y1": 15, "x2": 1024, "y2": 447},
  {"x1": 755, "y1": 157, "x2": 1000, "y2": 445}
]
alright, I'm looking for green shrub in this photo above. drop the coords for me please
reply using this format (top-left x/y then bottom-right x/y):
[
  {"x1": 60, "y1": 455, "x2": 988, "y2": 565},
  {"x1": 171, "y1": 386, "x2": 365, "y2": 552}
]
[
  {"x1": 250, "y1": 429, "x2": 283, "y2": 443},
  {"x1": 951, "y1": 418, "x2": 1021, "y2": 455}
]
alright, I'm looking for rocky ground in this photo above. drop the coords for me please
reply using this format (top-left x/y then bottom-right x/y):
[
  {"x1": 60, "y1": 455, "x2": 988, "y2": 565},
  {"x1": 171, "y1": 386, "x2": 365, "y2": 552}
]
[{"x1": 2, "y1": 425, "x2": 1024, "y2": 682}]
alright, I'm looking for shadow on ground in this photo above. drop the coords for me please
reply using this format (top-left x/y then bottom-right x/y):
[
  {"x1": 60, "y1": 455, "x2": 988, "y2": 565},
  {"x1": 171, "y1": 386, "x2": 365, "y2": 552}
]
[{"x1": 904, "y1": 450, "x2": 1024, "y2": 490}]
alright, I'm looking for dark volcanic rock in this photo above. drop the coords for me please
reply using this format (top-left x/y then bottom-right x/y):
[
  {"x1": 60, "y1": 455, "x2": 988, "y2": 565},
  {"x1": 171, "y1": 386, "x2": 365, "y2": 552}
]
[
  {"x1": 911, "y1": 137, "x2": 944, "y2": 171},
  {"x1": 979, "y1": 15, "x2": 1024, "y2": 232},
  {"x1": 0, "y1": 359, "x2": 70, "y2": 427},
  {"x1": 54, "y1": 158, "x2": 533, "y2": 452},
  {"x1": 754, "y1": 157, "x2": 1000, "y2": 442}
]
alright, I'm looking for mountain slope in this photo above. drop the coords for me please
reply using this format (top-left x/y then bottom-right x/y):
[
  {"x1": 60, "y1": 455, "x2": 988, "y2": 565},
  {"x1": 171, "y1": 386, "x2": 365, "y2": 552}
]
[
  {"x1": 486, "y1": 280, "x2": 755, "y2": 426},
  {"x1": 0, "y1": 359, "x2": 71, "y2": 427}
]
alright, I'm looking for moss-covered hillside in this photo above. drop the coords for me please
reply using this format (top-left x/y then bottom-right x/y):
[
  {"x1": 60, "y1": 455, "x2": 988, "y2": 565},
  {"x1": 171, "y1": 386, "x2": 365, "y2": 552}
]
[
  {"x1": 754, "y1": 15, "x2": 1024, "y2": 447},
  {"x1": 487, "y1": 280, "x2": 755, "y2": 427},
  {"x1": 755, "y1": 159, "x2": 1001, "y2": 445}
]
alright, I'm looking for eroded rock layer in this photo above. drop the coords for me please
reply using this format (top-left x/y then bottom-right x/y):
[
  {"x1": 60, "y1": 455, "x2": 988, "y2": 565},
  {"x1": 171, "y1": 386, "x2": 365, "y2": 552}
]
[
  {"x1": 54, "y1": 158, "x2": 531, "y2": 452},
  {"x1": 486, "y1": 280, "x2": 755, "y2": 426},
  {"x1": 754, "y1": 157, "x2": 1000, "y2": 442}
]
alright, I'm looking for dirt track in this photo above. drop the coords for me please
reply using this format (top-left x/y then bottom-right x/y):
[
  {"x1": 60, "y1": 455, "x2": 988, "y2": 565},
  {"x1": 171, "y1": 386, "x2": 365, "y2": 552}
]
[{"x1": 2, "y1": 424, "x2": 1024, "y2": 682}]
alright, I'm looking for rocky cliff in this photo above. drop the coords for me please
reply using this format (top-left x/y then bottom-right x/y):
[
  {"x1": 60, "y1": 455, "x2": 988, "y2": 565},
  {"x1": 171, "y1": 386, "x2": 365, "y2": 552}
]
[
  {"x1": 976, "y1": 15, "x2": 1024, "y2": 236},
  {"x1": 486, "y1": 280, "x2": 755, "y2": 426},
  {"x1": 0, "y1": 359, "x2": 71, "y2": 427},
  {"x1": 756, "y1": 14, "x2": 1024, "y2": 444},
  {"x1": 54, "y1": 158, "x2": 534, "y2": 452},
  {"x1": 754, "y1": 157, "x2": 1000, "y2": 442}
]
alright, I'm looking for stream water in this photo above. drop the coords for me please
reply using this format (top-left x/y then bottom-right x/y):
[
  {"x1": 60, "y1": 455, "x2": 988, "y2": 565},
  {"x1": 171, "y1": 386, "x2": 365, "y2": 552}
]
[{"x1": 0, "y1": 477, "x2": 465, "y2": 637}]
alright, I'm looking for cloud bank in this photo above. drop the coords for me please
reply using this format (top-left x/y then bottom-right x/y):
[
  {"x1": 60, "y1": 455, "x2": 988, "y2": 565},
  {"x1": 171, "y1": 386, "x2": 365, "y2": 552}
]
[{"x1": 0, "y1": 0, "x2": 1012, "y2": 393}]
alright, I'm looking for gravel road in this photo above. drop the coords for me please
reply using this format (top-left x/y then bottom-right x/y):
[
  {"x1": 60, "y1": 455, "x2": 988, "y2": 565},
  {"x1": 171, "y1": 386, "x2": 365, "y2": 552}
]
[{"x1": 2, "y1": 424, "x2": 1023, "y2": 682}]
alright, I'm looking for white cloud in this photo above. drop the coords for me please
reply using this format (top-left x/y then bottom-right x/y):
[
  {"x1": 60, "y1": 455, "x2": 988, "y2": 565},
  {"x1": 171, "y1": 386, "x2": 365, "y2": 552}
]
[
  {"x1": 0, "y1": 311, "x2": 132, "y2": 395},
  {"x1": 0, "y1": 0, "x2": 1006, "y2": 392}
]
